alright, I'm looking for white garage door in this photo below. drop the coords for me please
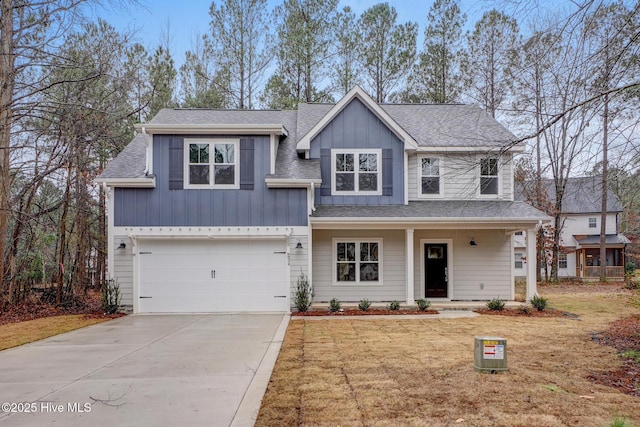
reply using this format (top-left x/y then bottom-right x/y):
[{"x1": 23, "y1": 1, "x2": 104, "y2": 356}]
[{"x1": 137, "y1": 239, "x2": 289, "y2": 313}]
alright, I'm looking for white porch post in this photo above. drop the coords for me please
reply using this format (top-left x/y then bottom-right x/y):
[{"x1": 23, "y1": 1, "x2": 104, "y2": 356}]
[
  {"x1": 406, "y1": 228, "x2": 415, "y2": 305},
  {"x1": 526, "y1": 228, "x2": 537, "y2": 301}
]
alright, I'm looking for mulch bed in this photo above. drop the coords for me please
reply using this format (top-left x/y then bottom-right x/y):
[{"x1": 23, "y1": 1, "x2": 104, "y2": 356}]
[
  {"x1": 293, "y1": 309, "x2": 439, "y2": 316},
  {"x1": 475, "y1": 307, "x2": 570, "y2": 318},
  {"x1": 589, "y1": 315, "x2": 640, "y2": 397}
]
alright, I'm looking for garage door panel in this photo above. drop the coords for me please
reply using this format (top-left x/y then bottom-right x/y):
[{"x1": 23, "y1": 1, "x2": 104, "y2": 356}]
[{"x1": 138, "y1": 239, "x2": 288, "y2": 313}]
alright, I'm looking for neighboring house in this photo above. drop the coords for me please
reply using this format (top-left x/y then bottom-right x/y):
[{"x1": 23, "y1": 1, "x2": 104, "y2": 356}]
[
  {"x1": 96, "y1": 86, "x2": 547, "y2": 313},
  {"x1": 514, "y1": 176, "x2": 630, "y2": 280}
]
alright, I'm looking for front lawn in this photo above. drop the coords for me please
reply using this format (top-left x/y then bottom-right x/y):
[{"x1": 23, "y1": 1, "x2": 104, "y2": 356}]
[{"x1": 256, "y1": 289, "x2": 639, "y2": 426}]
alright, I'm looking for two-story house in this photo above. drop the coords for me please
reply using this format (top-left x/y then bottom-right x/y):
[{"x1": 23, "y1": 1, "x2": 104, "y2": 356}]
[
  {"x1": 97, "y1": 86, "x2": 547, "y2": 313},
  {"x1": 514, "y1": 176, "x2": 629, "y2": 280}
]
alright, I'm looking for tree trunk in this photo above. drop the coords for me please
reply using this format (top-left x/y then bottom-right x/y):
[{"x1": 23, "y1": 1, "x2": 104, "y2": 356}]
[
  {"x1": 0, "y1": 0, "x2": 15, "y2": 301},
  {"x1": 599, "y1": 92, "x2": 608, "y2": 281}
]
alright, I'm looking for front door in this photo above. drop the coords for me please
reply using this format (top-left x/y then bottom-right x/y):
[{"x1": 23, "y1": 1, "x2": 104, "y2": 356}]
[{"x1": 425, "y1": 243, "x2": 448, "y2": 298}]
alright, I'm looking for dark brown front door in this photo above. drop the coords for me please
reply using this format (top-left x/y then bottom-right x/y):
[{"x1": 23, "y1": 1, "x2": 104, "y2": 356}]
[{"x1": 425, "y1": 244, "x2": 448, "y2": 298}]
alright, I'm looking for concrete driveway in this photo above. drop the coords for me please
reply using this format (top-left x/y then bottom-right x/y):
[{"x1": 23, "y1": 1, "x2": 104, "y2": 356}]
[{"x1": 0, "y1": 313, "x2": 288, "y2": 427}]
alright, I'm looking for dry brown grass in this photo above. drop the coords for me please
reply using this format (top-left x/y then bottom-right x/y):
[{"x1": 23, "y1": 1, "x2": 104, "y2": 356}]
[
  {"x1": 257, "y1": 291, "x2": 639, "y2": 427},
  {"x1": 0, "y1": 315, "x2": 109, "y2": 351}
]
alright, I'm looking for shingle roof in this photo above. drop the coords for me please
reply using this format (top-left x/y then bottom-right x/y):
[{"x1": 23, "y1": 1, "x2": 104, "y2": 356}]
[
  {"x1": 516, "y1": 176, "x2": 623, "y2": 214},
  {"x1": 269, "y1": 110, "x2": 320, "y2": 180},
  {"x1": 574, "y1": 234, "x2": 631, "y2": 245},
  {"x1": 98, "y1": 134, "x2": 147, "y2": 179},
  {"x1": 296, "y1": 102, "x2": 517, "y2": 149},
  {"x1": 311, "y1": 201, "x2": 548, "y2": 221},
  {"x1": 148, "y1": 108, "x2": 285, "y2": 125}
]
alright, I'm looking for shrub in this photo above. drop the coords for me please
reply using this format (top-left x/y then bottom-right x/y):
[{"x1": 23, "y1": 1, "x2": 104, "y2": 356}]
[
  {"x1": 486, "y1": 297, "x2": 505, "y2": 311},
  {"x1": 388, "y1": 300, "x2": 401, "y2": 311},
  {"x1": 610, "y1": 417, "x2": 633, "y2": 427},
  {"x1": 517, "y1": 304, "x2": 532, "y2": 315},
  {"x1": 329, "y1": 298, "x2": 341, "y2": 313},
  {"x1": 358, "y1": 298, "x2": 371, "y2": 311},
  {"x1": 625, "y1": 261, "x2": 636, "y2": 276},
  {"x1": 416, "y1": 298, "x2": 431, "y2": 311},
  {"x1": 294, "y1": 272, "x2": 312, "y2": 312},
  {"x1": 530, "y1": 294, "x2": 548, "y2": 311},
  {"x1": 101, "y1": 279, "x2": 121, "y2": 314}
]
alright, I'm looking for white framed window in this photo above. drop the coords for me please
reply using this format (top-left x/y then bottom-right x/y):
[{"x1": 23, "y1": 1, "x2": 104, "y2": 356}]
[
  {"x1": 479, "y1": 157, "x2": 499, "y2": 195},
  {"x1": 419, "y1": 157, "x2": 442, "y2": 197},
  {"x1": 589, "y1": 217, "x2": 597, "y2": 228},
  {"x1": 184, "y1": 139, "x2": 239, "y2": 189},
  {"x1": 515, "y1": 231, "x2": 523, "y2": 236},
  {"x1": 558, "y1": 253, "x2": 568, "y2": 269},
  {"x1": 514, "y1": 252, "x2": 524, "y2": 269},
  {"x1": 331, "y1": 149, "x2": 382, "y2": 195},
  {"x1": 333, "y1": 239, "x2": 382, "y2": 284}
]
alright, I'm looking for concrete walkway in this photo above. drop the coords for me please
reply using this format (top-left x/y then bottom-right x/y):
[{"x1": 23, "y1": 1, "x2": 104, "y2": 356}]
[{"x1": 0, "y1": 313, "x2": 289, "y2": 427}]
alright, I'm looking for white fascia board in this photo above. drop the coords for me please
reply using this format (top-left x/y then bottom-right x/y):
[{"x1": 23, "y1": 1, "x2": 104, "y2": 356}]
[
  {"x1": 135, "y1": 123, "x2": 288, "y2": 136},
  {"x1": 416, "y1": 144, "x2": 525, "y2": 153},
  {"x1": 115, "y1": 226, "x2": 308, "y2": 238},
  {"x1": 309, "y1": 217, "x2": 549, "y2": 229},
  {"x1": 265, "y1": 178, "x2": 322, "y2": 188},
  {"x1": 296, "y1": 85, "x2": 418, "y2": 151},
  {"x1": 94, "y1": 177, "x2": 156, "y2": 188}
]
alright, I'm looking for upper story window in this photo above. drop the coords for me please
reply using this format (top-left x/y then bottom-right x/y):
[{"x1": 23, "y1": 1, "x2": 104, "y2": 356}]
[
  {"x1": 332, "y1": 149, "x2": 382, "y2": 195},
  {"x1": 515, "y1": 231, "x2": 523, "y2": 236},
  {"x1": 480, "y1": 158, "x2": 499, "y2": 195},
  {"x1": 184, "y1": 139, "x2": 239, "y2": 189},
  {"x1": 421, "y1": 157, "x2": 441, "y2": 196},
  {"x1": 589, "y1": 217, "x2": 597, "y2": 228}
]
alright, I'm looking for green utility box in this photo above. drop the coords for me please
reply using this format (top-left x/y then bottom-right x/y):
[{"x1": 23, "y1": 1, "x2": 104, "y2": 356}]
[{"x1": 474, "y1": 336, "x2": 508, "y2": 372}]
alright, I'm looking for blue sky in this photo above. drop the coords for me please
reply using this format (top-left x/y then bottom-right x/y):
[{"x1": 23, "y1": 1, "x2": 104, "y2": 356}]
[{"x1": 88, "y1": 0, "x2": 571, "y2": 65}]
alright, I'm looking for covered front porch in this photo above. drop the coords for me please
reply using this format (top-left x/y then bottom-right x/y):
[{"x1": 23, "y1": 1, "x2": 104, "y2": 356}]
[
  {"x1": 574, "y1": 234, "x2": 630, "y2": 280},
  {"x1": 308, "y1": 201, "x2": 548, "y2": 305}
]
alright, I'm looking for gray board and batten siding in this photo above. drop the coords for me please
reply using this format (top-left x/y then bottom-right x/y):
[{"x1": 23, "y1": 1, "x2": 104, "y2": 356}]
[
  {"x1": 310, "y1": 98, "x2": 405, "y2": 206},
  {"x1": 114, "y1": 134, "x2": 308, "y2": 227}
]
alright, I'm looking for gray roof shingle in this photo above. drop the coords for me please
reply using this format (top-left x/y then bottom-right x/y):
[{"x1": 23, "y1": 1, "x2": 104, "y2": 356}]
[
  {"x1": 574, "y1": 234, "x2": 631, "y2": 245},
  {"x1": 516, "y1": 176, "x2": 623, "y2": 214},
  {"x1": 311, "y1": 201, "x2": 548, "y2": 221},
  {"x1": 98, "y1": 134, "x2": 147, "y2": 179}
]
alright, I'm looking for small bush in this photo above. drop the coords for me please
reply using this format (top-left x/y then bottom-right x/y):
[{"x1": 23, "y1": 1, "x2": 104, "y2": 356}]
[
  {"x1": 294, "y1": 272, "x2": 312, "y2": 312},
  {"x1": 329, "y1": 298, "x2": 341, "y2": 313},
  {"x1": 101, "y1": 279, "x2": 121, "y2": 314},
  {"x1": 358, "y1": 298, "x2": 371, "y2": 311},
  {"x1": 388, "y1": 300, "x2": 401, "y2": 311},
  {"x1": 530, "y1": 294, "x2": 548, "y2": 311},
  {"x1": 625, "y1": 261, "x2": 636, "y2": 276},
  {"x1": 486, "y1": 297, "x2": 505, "y2": 311},
  {"x1": 518, "y1": 304, "x2": 532, "y2": 314},
  {"x1": 610, "y1": 416, "x2": 633, "y2": 427},
  {"x1": 416, "y1": 298, "x2": 431, "y2": 311}
]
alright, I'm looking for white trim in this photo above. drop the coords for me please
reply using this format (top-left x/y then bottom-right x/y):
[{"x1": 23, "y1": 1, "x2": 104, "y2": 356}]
[
  {"x1": 265, "y1": 178, "x2": 322, "y2": 188},
  {"x1": 420, "y1": 239, "x2": 454, "y2": 301},
  {"x1": 134, "y1": 123, "x2": 288, "y2": 136},
  {"x1": 310, "y1": 217, "x2": 549, "y2": 228},
  {"x1": 417, "y1": 155, "x2": 444, "y2": 199},
  {"x1": 94, "y1": 177, "x2": 156, "y2": 188},
  {"x1": 477, "y1": 155, "x2": 501, "y2": 198},
  {"x1": 406, "y1": 229, "x2": 415, "y2": 305},
  {"x1": 417, "y1": 145, "x2": 525, "y2": 153},
  {"x1": 141, "y1": 127, "x2": 152, "y2": 175},
  {"x1": 297, "y1": 85, "x2": 418, "y2": 151},
  {"x1": 331, "y1": 149, "x2": 382, "y2": 196},
  {"x1": 107, "y1": 186, "x2": 114, "y2": 282},
  {"x1": 270, "y1": 133, "x2": 277, "y2": 175},
  {"x1": 183, "y1": 138, "x2": 240, "y2": 189},
  {"x1": 526, "y1": 227, "x2": 538, "y2": 300},
  {"x1": 332, "y1": 238, "x2": 383, "y2": 285},
  {"x1": 114, "y1": 226, "x2": 307, "y2": 239},
  {"x1": 403, "y1": 151, "x2": 409, "y2": 205}
]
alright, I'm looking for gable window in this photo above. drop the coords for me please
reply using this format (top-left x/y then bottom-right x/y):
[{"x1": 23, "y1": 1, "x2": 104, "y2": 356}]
[
  {"x1": 184, "y1": 139, "x2": 239, "y2": 189},
  {"x1": 514, "y1": 252, "x2": 524, "y2": 269},
  {"x1": 480, "y1": 158, "x2": 499, "y2": 195},
  {"x1": 421, "y1": 157, "x2": 441, "y2": 196},
  {"x1": 558, "y1": 253, "x2": 568, "y2": 269},
  {"x1": 589, "y1": 217, "x2": 597, "y2": 228},
  {"x1": 332, "y1": 150, "x2": 382, "y2": 195},
  {"x1": 334, "y1": 239, "x2": 382, "y2": 283}
]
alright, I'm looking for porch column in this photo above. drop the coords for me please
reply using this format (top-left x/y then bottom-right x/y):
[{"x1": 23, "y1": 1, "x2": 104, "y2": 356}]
[
  {"x1": 526, "y1": 228, "x2": 537, "y2": 301},
  {"x1": 406, "y1": 228, "x2": 415, "y2": 305}
]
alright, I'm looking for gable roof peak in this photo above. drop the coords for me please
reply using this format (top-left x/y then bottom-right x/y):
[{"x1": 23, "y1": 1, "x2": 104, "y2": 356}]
[{"x1": 296, "y1": 85, "x2": 419, "y2": 152}]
